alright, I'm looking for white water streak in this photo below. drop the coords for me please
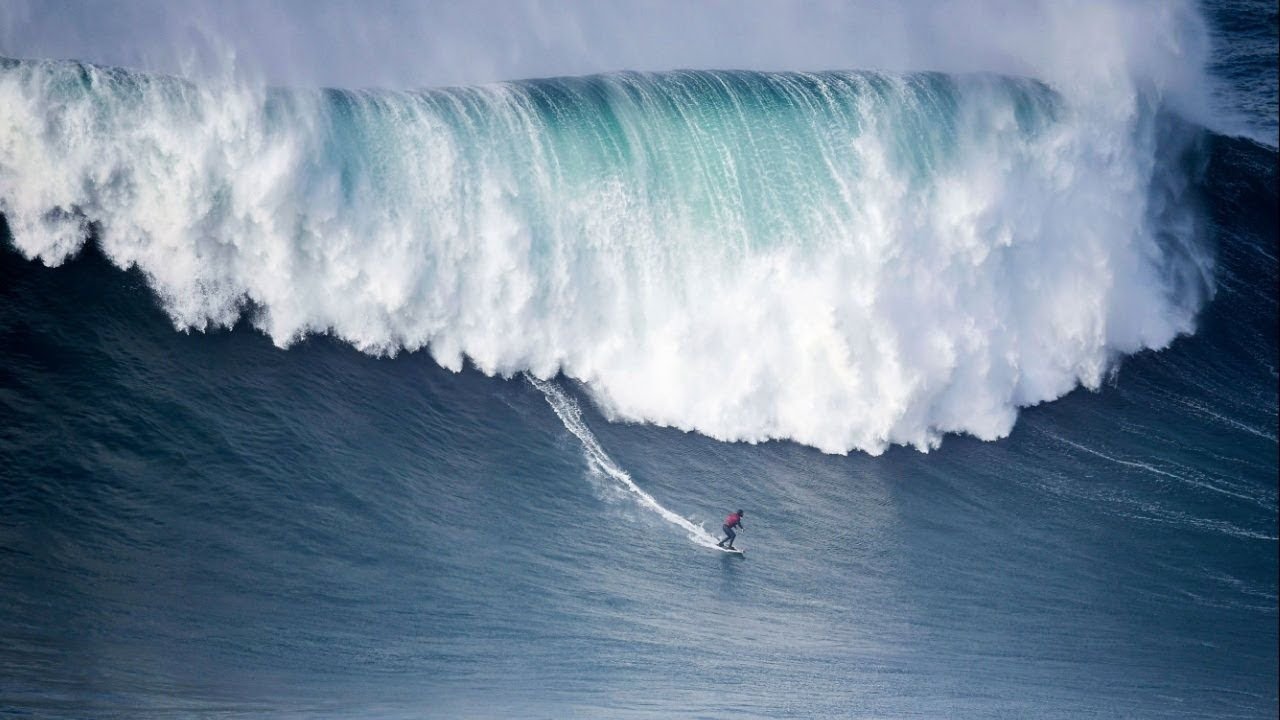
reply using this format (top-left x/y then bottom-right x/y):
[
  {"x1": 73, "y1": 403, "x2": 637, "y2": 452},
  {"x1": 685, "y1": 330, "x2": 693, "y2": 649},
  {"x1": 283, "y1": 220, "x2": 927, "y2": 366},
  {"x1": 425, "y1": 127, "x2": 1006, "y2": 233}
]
[
  {"x1": 527, "y1": 374, "x2": 731, "y2": 551},
  {"x1": 1047, "y1": 432, "x2": 1266, "y2": 507}
]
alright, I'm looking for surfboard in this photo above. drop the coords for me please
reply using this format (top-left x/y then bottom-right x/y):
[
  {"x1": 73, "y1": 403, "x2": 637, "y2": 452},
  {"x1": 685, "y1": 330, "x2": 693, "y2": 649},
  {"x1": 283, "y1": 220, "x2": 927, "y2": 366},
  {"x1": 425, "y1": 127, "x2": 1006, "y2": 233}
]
[{"x1": 720, "y1": 546, "x2": 745, "y2": 556}]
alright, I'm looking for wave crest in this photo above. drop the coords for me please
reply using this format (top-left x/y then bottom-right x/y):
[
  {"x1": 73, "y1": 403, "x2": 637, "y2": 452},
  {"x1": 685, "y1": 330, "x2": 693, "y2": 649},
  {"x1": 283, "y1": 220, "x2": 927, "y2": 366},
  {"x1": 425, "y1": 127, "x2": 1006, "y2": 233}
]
[{"x1": 0, "y1": 60, "x2": 1210, "y2": 453}]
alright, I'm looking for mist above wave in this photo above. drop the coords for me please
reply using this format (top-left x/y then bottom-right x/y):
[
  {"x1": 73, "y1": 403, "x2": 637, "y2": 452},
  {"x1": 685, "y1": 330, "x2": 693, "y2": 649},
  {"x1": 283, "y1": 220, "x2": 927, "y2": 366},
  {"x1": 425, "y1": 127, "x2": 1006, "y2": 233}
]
[{"x1": 0, "y1": 60, "x2": 1210, "y2": 453}]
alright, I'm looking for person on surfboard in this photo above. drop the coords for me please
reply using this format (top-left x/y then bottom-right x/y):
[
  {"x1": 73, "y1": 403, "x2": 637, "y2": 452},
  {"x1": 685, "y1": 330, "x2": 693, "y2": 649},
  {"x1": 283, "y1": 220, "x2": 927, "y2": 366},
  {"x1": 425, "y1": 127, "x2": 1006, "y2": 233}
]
[{"x1": 716, "y1": 509, "x2": 745, "y2": 550}]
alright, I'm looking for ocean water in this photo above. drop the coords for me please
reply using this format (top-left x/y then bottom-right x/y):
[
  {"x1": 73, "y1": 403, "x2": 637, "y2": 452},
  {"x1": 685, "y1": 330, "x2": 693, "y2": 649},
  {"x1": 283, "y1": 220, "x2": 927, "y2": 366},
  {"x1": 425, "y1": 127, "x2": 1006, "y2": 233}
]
[{"x1": 0, "y1": 2, "x2": 1276, "y2": 718}]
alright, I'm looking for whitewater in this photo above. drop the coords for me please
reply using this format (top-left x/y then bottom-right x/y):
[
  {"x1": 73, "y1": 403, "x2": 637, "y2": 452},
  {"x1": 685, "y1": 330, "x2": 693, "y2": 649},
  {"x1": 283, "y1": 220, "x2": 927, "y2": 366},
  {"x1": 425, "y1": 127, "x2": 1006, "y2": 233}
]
[{"x1": 0, "y1": 55, "x2": 1211, "y2": 455}]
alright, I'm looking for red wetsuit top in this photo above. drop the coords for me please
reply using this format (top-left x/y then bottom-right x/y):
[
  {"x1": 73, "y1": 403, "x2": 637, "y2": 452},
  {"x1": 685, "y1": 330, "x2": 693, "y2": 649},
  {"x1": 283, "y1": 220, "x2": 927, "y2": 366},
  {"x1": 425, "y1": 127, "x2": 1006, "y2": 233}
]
[{"x1": 724, "y1": 513, "x2": 742, "y2": 529}]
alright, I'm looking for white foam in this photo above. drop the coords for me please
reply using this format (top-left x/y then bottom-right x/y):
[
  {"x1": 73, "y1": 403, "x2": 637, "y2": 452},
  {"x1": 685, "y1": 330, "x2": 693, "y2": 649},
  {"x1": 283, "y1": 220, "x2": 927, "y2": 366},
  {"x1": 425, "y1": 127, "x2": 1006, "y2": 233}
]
[{"x1": 0, "y1": 58, "x2": 1212, "y2": 455}]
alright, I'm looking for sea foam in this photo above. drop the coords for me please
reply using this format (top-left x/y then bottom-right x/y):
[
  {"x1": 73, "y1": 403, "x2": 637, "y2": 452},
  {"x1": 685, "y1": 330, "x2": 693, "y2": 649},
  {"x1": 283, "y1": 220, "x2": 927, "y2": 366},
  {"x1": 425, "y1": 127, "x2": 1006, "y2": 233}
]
[{"x1": 0, "y1": 58, "x2": 1210, "y2": 454}]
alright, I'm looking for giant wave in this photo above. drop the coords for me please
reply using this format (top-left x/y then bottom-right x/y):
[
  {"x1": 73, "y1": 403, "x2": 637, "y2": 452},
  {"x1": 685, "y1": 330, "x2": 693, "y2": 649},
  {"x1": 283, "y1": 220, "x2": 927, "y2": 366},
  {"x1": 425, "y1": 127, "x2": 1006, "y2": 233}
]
[{"x1": 0, "y1": 58, "x2": 1212, "y2": 453}]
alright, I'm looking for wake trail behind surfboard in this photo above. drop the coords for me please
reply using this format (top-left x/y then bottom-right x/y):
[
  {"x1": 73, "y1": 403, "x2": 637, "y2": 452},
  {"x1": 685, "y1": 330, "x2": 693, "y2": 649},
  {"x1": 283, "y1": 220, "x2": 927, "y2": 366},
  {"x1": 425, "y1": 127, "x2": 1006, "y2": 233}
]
[{"x1": 527, "y1": 374, "x2": 729, "y2": 552}]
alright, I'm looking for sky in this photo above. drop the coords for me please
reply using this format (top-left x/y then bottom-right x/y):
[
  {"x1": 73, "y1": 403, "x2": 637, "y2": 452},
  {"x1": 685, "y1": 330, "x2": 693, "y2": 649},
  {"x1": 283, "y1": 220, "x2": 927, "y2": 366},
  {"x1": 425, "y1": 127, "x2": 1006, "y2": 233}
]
[{"x1": 0, "y1": 0, "x2": 1204, "y2": 92}]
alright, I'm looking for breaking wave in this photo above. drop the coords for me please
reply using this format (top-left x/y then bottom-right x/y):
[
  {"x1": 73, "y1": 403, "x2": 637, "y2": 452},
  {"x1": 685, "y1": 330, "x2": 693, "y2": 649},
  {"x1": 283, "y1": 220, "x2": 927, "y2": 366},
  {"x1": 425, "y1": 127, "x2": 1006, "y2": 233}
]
[{"x1": 0, "y1": 58, "x2": 1212, "y2": 453}]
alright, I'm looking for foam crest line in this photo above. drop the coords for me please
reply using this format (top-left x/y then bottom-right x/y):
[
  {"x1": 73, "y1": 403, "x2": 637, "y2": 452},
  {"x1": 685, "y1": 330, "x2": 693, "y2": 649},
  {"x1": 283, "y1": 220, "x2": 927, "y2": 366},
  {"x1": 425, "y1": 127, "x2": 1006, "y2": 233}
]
[
  {"x1": 0, "y1": 59, "x2": 1213, "y2": 454},
  {"x1": 528, "y1": 375, "x2": 723, "y2": 549}
]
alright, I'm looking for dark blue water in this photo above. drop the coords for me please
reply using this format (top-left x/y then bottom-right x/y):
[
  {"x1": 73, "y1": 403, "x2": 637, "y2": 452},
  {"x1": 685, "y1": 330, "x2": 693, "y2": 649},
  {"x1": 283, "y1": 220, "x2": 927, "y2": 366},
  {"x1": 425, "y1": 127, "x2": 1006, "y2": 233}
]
[
  {"x1": 2, "y1": 4, "x2": 1277, "y2": 718},
  {"x1": 1, "y1": 129, "x2": 1275, "y2": 718}
]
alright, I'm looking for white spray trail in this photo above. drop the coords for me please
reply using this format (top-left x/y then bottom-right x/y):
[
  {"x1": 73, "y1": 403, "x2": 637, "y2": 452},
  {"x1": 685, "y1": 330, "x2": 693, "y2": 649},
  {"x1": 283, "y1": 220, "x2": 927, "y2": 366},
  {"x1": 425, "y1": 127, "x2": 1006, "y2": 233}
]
[{"x1": 527, "y1": 374, "x2": 728, "y2": 551}]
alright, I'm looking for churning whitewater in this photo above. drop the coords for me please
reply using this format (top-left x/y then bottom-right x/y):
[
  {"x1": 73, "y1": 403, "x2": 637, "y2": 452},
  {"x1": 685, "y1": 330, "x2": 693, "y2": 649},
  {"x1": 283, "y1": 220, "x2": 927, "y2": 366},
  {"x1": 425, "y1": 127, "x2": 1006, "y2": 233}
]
[{"x1": 0, "y1": 58, "x2": 1211, "y2": 453}]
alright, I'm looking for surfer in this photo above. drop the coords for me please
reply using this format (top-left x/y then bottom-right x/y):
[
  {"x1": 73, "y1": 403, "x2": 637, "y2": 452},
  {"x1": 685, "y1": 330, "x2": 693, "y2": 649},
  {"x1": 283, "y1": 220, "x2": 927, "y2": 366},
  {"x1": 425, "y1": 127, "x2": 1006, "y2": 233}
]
[{"x1": 716, "y1": 509, "x2": 745, "y2": 549}]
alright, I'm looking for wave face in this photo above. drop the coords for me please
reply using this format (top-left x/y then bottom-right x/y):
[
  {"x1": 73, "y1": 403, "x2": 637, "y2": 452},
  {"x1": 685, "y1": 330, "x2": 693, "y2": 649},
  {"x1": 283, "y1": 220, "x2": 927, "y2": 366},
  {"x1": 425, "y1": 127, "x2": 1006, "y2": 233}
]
[{"x1": 0, "y1": 59, "x2": 1211, "y2": 453}]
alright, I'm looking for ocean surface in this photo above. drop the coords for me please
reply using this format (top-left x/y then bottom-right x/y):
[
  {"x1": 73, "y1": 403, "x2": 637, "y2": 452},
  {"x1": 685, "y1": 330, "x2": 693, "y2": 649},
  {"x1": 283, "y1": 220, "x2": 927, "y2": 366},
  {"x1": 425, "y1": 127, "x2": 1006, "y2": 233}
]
[{"x1": 1, "y1": 2, "x2": 1276, "y2": 718}]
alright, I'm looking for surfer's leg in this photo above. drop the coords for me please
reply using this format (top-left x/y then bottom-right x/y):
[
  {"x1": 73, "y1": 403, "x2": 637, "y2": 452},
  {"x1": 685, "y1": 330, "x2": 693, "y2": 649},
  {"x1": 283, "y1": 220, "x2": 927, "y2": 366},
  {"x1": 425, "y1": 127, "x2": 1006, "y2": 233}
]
[{"x1": 724, "y1": 526, "x2": 736, "y2": 548}]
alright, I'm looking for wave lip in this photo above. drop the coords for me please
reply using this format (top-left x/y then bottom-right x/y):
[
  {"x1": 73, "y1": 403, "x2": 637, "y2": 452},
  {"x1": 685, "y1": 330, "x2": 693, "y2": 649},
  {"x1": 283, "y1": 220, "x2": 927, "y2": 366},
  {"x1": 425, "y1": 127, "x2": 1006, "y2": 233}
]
[{"x1": 0, "y1": 60, "x2": 1212, "y2": 454}]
